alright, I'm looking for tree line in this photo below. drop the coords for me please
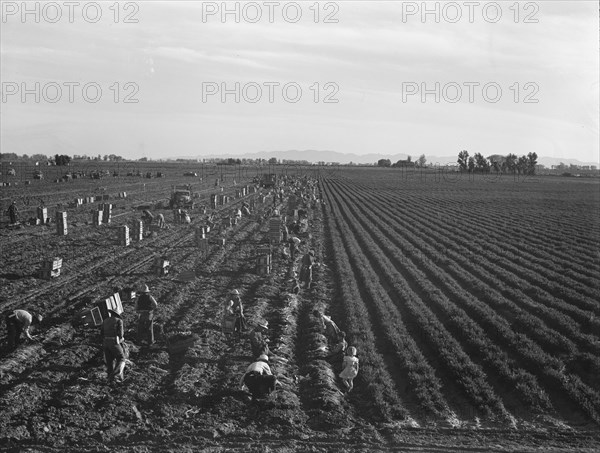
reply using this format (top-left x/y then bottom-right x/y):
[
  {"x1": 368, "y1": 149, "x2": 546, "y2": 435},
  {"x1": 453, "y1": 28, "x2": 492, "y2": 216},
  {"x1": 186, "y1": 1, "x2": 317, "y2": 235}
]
[{"x1": 457, "y1": 151, "x2": 538, "y2": 175}]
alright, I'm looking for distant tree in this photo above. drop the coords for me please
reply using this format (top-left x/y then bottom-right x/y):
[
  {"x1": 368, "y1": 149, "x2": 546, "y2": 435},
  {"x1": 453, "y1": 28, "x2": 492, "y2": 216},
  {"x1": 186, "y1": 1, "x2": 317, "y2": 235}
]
[
  {"x1": 54, "y1": 154, "x2": 71, "y2": 166},
  {"x1": 268, "y1": 157, "x2": 278, "y2": 164},
  {"x1": 526, "y1": 152, "x2": 538, "y2": 175},
  {"x1": 377, "y1": 159, "x2": 392, "y2": 167},
  {"x1": 516, "y1": 155, "x2": 528, "y2": 174},
  {"x1": 468, "y1": 156, "x2": 475, "y2": 173},
  {"x1": 473, "y1": 153, "x2": 490, "y2": 172},
  {"x1": 417, "y1": 154, "x2": 427, "y2": 167},
  {"x1": 502, "y1": 153, "x2": 518, "y2": 173},
  {"x1": 139, "y1": 157, "x2": 148, "y2": 162},
  {"x1": 457, "y1": 150, "x2": 469, "y2": 172},
  {"x1": 0, "y1": 152, "x2": 19, "y2": 161},
  {"x1": 31, "y1": 154, "x2": 48, "y2": 161}
]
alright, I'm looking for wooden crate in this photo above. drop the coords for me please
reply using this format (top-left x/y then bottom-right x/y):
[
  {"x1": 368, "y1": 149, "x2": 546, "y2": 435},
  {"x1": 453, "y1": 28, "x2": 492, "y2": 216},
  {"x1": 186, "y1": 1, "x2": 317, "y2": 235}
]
[
  {"x1": 120, "y1": 225, "x2": 130, "y2": 246},
  {"x1": 41, "y1": 257, "x2": 62, "y2": 270},
  {"x1": 40, "y1": 268, "x2": 61, "y2": 280},
  {"x1": 96, "y1": 292, "x2": 123, "y2": 319},
  {"x1": 79, "y1": 306, "x2": 103, "y2": 327}
]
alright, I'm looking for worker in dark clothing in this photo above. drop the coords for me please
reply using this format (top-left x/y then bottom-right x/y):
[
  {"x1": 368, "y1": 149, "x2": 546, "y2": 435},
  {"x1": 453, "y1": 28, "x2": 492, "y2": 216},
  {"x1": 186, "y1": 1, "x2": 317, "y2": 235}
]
[
  {"x1": 142, "y1": 210, "x2": 154, "y2": 226},
  {"x1": 101, "y1": 310, "x2": 126, "y2": 382},
  {"x1": 136, "y1": 284, "x2": 158, "y2": 345},
  {"x1": 230, "y1": 289, "x2": 247, "y2": 335},
  {"x1": 313, "y1": 310, "x2": 342, "y2": 346},
  {"x1": 239, "y1": 354, "x2": 278, "y2": 400},
  {"x1": 5, "y1": 309, "x2": 43, "y2": 350},
  {"x1": 7, "y1": 201, "x2": 18, "y2": 224},
  {"x1": 299, "y1": 250, "x2": 315, "y2": 288},
  {"x1": 249, "y1": 320, "x2": 270, "y2": 358}
]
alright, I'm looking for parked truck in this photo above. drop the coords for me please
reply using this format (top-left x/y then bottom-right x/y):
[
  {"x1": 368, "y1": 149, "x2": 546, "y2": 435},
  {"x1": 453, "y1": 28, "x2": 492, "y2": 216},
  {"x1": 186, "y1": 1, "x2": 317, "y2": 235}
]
[
  {"x1": 261, "y1": 173, "x2": 277, "y2": 188},
  {"x1": 169, "y1": 184, "x2": 195, "y2": 209}
]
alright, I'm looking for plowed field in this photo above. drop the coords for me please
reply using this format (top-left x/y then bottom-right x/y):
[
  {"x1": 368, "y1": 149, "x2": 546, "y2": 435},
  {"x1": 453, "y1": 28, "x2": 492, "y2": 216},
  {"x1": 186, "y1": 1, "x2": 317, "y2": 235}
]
[{"x1": 1, "y1": 165, "x2": 599, "y2": 452}]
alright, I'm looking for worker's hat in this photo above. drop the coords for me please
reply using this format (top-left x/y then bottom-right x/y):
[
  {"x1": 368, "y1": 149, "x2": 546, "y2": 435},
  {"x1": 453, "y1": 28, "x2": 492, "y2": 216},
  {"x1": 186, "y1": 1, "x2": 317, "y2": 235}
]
[
  {"x1": 35, "y1": 314, "x2": 43, "y2": 323},
  {"x1": 258, "y1": 354, "x2": 269, "y2": 362},
  {"x1": 348, "y1": 346, "x2": 357, "y2": 356},
  {"x1": 257, "y1": 319, "x2": 268, "y2": 329},
  {"x1": 108, "y1": 310, "x2": 122, "y2": 319},
  {"x1": 309, "y1": 250, "x2": 315, "y2": 256},
  {"x1": 231, "y1": 289, "x2": 240, "y2": 296},
  {"x1": 140, "y1": 284, "x2": 150, "y2": 293}
]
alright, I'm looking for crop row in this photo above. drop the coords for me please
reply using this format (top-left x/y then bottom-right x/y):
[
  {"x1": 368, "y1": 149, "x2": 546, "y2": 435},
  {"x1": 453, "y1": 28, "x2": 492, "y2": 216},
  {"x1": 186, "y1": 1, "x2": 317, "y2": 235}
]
[{"x1": 324, "y1": 177, "x2": 600, "y2": 424}]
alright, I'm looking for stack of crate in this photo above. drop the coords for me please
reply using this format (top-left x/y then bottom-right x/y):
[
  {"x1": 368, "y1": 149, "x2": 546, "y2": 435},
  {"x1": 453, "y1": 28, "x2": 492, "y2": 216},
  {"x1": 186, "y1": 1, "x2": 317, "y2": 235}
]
[
  {"x1": 75, "y1": 198, "x2": 83, "y2": 207},
  {"x1": 133, "y1": 219, "x2": 143, "y2": 241},
  {"x1": 101, "y1": 204, "x2": 112, "y2": 224},
  {"x1": 120, "y1": 225, "x2": 130, "y2": 246},
  {"x1": 210, "y1": 194, "x2": 217, "y2": 209},
  {"x1": 92, "y1": 209, "x2": 102, "y2": 226},
  {"x1": 56, "y1": 211, "x2": 68, "y2": 236},
  {"x1": 118, "y1": 192, "x2": 127, "y2": 199},
  {"x1": 195, "y1": 226, "x2": 206, "y2": 241},
  {"x1": 153, "y1": 256, "x2": 170, "y2": 276},
  {"x1": 37, "y1": 207, "x2": 48, "y2": 224},
  {"x1": 78, "y1": 306, "x2": 103, "y2": 327},
  {"x1": 256, "y1": 246, "x2": 271, "y2": 275},
  {"x1": 40, "y1": 257, "x2": 63, "y2": 280},
  {"x1": 269, "y1": 217, "x2": 282, "y2": 243},
  {"x1": 223, "y1": 217, "x2": 232, "y2": 229}
]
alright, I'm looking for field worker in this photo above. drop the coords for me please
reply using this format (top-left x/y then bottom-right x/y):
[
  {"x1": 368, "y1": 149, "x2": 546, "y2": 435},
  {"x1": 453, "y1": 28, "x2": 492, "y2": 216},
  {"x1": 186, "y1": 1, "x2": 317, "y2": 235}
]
[
  {"x1": 235, "y1": 208, "x2": 242, "y2": 220},
  {"x1": 182, "y1": 210, "x2": 191, "y2": 224},
  {"x1": 7, "y1": 201, "x2": 18, "y2": 224},
  {"x1": 299, "y1": 250, "x2": 315, "y2": 288},
  {"x1": 136, "y1": 284, "x2": 158, "y2": 345},
  {"x1": 100, "y1": 309, "x2": 126, "y2": 383},
  {"x1": 239, "y1": 354, "x2": 277, "y2": 400},
  {"x1": 222, "y1": 300, "x2": 237, "y2": 336},
  {"x1": 142, "y1": 210, "x2": 154, "y2": 226},
  {"x1": 229, "y1": 289, "x2": 247, "y2": 335},
  {"x1": 313, "y1": 310, "x2": 342, "y2": 345},
  {"x1": 242, "y1": 202, "x2": 251, "y2": 216},
  {"x1": 5, "y1": 309, "x2": 43, "y2": 350},
  {"x1": 249, "y1": 320, "x2": 270, "y2": 358},
  {"x1": 328, "y1": 331, "x2": 347, "y2": 361},
  {"x1": 156, "y1": 213, "x2": 166, "y2": 228},
  {"x1": 339, "y1": 346, "x2": 359, "y2": 392},
  {"x1": 289, "y1": 236, "x2": 301, "y2": 261}
]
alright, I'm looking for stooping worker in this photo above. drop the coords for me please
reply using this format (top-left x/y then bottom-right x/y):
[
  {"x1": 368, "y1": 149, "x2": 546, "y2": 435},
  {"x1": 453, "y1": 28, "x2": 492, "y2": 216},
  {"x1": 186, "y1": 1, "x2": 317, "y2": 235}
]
[
  {"x1": 100, "y1": 309, "x2": 127, "y2": 383},
  {"x1": 7, "y1": 201, "x2": 19, "y2": 224},
  {"x1": 156, "y1": 213, "x2": 166, "y2": 228},
  {"x1": 4, "y1": 309, "x2": 43, "y2": 350},
  {"x1": 299, "y1": 249, "x2": 316, "y2": 289},
  {"x1": 339, "y1": 346, "x2": 359, "y2": 392},
  {"x1": 239, "y1": 354, "x2": 278, "y2": 400},
  {"x1": 249, "y1": 319, "x2": 270, "y2": 358},
  {"x1": 142, "y1": 210, "x2": 154, "y2": 226},
  {"x1": 136, "y1": 284, "x2": 158, "y2": 346},
  {"x1": 230, "y1": 289, "x2": 247, "y2": 334},
  {"x1": 313, "y1": 310, "x2": 342, "y2": 346}
]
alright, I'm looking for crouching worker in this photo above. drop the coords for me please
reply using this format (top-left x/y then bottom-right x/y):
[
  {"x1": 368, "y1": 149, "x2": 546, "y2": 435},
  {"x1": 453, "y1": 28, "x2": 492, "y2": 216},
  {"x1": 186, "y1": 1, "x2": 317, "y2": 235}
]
[
  {"x1": 101, "y1": 310, "x2": 127, "y2": 383},
  {"x1": 239, "y1": 354, "x2": 277, "y2": 400},
  {"x1": 5, "y1": 309, "x2": 43, "y2": 351},
  {"x1": 249, "y1": 319, "x2": 270, "y2": 358}
]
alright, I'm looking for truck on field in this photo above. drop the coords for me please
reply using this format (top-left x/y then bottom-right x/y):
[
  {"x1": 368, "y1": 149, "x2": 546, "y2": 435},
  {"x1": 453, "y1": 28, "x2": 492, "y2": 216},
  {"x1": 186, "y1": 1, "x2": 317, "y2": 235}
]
[
  {"x1": 261, "y1": 173, "x2": 277, "y2": 188},
  {"x1": 169, "y1": 184, "x2": 195, "y2": 209}
]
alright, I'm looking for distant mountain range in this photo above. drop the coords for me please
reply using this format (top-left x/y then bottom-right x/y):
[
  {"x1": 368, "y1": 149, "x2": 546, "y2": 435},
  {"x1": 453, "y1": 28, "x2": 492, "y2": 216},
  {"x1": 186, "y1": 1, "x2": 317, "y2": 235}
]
[{"x1": 185, "y1": 150, "x2": 598, "y2": 167}]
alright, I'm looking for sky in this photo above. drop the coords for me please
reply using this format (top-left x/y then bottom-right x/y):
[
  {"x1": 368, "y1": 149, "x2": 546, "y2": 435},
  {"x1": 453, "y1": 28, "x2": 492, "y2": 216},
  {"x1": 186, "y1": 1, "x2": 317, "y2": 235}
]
[{"x1": 1, "y1": 1, "x2": 599, "y2": 163}]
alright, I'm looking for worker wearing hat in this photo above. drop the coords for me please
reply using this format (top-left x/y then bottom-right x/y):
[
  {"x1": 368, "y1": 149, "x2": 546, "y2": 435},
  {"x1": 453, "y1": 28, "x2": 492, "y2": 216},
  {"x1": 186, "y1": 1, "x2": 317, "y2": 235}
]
[
  {"x1": 299, "y1": 249, "x2": 316, "y2": 289},
  {"x1": 239, "y1": 354, "x2": 277, "y2": 400},
  {"x1": 229, "y1": 289, "x2": 247, "y2": 335},
  {"x1": 4, "y1": 309, "x2": 42, "y2": 350},
  {"x1": 7, "y1": 200, "x2": 18, "y2": 224},
  {"x1": 249, "y1": 319, "x2": 270, "y2": 358},
  {"x1": 135, "y1": 284, "x2": 158, "y2": 346},
  {"x1": 100, "y1": 309, "x2": 126, "y2": 382}
]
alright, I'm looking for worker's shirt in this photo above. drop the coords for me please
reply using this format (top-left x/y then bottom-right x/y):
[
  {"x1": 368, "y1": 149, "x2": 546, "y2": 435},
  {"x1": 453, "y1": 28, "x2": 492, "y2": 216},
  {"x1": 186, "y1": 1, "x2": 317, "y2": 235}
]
[
  {"x1": 240, "y1": 360, "x2": 272, "y2": 387},
  {"x1": 10, "y1": 310, "x2": 33, "y2": 336},
  {"x1": 136, "y1": 294, "x2": 158, "y2": 320},
  {"x1": 101, "y1": 317, "x2": 124, "y2": 345}
]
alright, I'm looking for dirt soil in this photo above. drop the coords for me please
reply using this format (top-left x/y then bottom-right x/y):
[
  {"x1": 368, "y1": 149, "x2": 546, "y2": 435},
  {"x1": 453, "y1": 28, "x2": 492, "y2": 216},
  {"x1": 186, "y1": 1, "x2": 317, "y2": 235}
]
[{"x1": 0, "y1": 172, "x2": 598, "y2": 452}]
